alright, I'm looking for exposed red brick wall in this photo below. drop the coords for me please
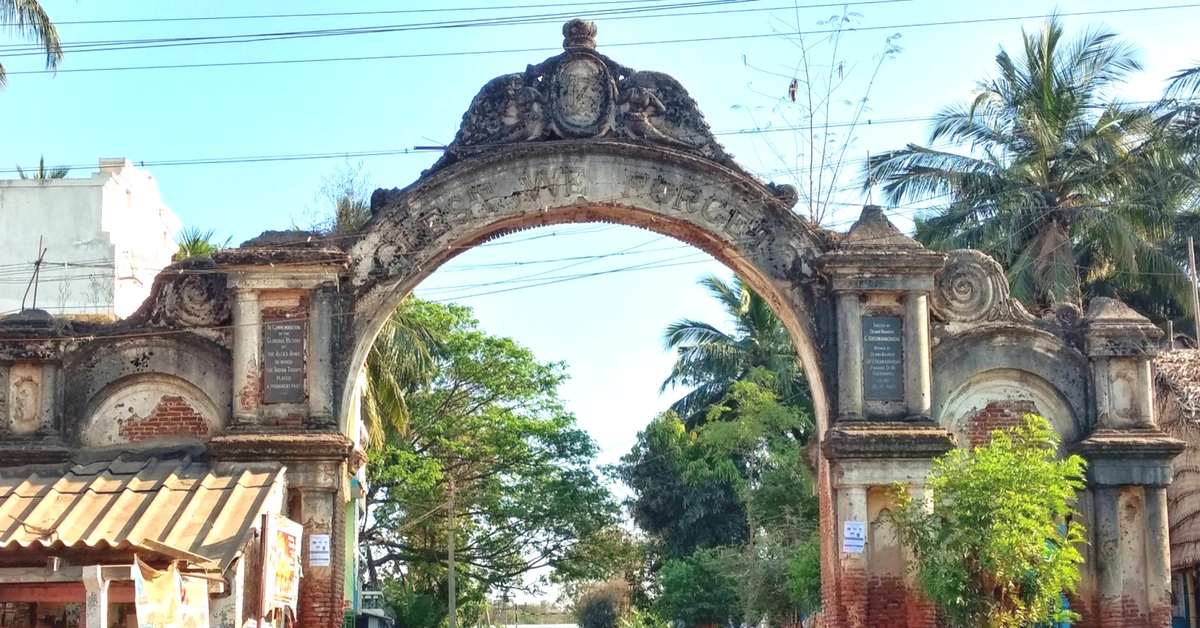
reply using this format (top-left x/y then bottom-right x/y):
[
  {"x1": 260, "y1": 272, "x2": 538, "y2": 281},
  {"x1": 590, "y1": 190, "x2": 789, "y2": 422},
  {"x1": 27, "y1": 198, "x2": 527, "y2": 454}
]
[
  {"x1": 818, "y1": 457, "x2": 843, "y2": 628},
  {"x1": 840, "y1": 564, "x2": 868, "y2": 628},
  {"x1": 1094, "y1": 595, "x2": 1171, "y2": 628},
  {"x1": 866, "y1": 575, "x2": 906, "y2": 628},
  {"x1": 963, "y1": 400, "x2": 1038, "y2": 448},
  {"x1": 866, "y1": 575, "x2": 936, "y2": 628},
  {"x1": 1069, "y1": 590, "x2": 1097, "y2": 628},
  {"x1": 119, "y1": 395, "x2": 209, "y2": 442}
]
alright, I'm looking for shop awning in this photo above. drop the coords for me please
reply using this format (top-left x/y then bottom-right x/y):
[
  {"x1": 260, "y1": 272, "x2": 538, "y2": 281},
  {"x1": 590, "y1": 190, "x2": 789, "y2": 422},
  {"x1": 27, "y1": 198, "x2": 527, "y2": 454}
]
[{"x1": 0, "y1": 448, "x2": 284, "y2": 571}]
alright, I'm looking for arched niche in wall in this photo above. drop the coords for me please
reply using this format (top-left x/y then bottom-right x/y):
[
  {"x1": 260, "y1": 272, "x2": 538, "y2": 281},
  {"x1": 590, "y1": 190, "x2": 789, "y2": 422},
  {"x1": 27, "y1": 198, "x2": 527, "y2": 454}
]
[
  {"x1": 939, "y1": 368, "x2": 1079, "y2": 448},
  {"x1": 62, "y1": 335, "x2": 232, "y2": 443},
  {"x1": 80, "y1": 374, "x2": 224, "y2": 446},
  {"x1": 932, "y1": 326, "x2": 1088, "y2": 447}
]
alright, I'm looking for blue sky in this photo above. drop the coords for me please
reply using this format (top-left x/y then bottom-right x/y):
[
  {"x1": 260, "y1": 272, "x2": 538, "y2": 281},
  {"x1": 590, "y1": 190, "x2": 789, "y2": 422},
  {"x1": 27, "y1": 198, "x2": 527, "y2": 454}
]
[{"x1": 3, "y1": 1, "x2": 1199, "y2": 593}]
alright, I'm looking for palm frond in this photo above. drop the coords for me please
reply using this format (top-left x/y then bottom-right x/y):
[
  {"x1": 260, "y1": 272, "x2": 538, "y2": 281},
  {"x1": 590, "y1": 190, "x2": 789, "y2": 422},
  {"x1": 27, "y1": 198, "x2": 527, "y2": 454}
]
[{"x1": 0, "y1": 0, "x2": 62, "y2": 88}]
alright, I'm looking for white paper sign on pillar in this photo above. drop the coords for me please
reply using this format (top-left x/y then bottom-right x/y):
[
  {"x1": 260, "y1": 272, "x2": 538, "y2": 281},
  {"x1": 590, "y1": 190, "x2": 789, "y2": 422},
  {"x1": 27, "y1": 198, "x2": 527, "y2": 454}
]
[
  {"x1": 842, "y1": 521, "x2": 866, "y2": 554},
  {"x1": 310, "y1": 534, "x2": 332, "y2": 567}
]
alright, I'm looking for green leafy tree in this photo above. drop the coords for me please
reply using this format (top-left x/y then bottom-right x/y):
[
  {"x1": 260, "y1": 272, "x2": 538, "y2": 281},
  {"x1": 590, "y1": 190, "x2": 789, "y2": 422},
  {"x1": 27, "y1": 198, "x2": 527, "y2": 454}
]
[
  {"x1": 16, "y1": 155, "x2": 67, "y2": 179},
  {"x1": 361, "y1": 299, "x2": 618, "y2": 624},
  {"x1": 1, "y1": 0, "x2": 60, "y2": 88},
  {"x1": 616, "y1": 411, "x2": 748, "y2": 560},
  {"x1": 573, "y1": 580, "x2": 629, "y2": 628},
  {"x1": 655, "y1": 548, "x2": 742, "y2": 628},
  {"x1": 661, "y1": 274, "x2": 810, "y2": 429},
  {"x1": 172, "y1": 227, "x2": 230, "y2": 261},
  {"x1": 690, "y1": 377, "x2": 819, "y2": 626},
  {"x1": 889, "y1": 415, "x2": 1087, "y2": 628},
  {"x1": 867, "y1": 16, "x2": 1192, "y2": 315}
]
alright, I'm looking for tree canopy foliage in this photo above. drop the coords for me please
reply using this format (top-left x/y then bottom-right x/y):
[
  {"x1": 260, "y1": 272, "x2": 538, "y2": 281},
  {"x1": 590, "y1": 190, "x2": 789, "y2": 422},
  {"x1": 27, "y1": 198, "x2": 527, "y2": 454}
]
[
  {"x1": 661, "y1": 274, "x2": 810, "y2": 430},
  {"x1": 890, "y1": 415, "x2": 1087, "y2": 628},
  {"x1": 361, "y1": 299, "x2": 617, "y2": 625},
  {"x1": 1, "y1": 0, "x2": 60, "y2": 88},
  {"x1": 868, "y1": 15, "x2": 1195, "y2": 319}
]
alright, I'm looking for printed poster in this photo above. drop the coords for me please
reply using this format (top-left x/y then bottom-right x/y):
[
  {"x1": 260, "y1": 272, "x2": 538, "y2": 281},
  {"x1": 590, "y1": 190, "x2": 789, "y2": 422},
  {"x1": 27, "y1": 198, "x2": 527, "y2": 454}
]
[{"x1": 262, "y1": 514, "x2": 304, "y2": 615}]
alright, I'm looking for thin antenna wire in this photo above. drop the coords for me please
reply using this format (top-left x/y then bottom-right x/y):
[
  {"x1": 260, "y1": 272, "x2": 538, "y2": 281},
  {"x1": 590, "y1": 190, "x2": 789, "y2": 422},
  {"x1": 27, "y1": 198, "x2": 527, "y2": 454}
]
[{"x1": 20, "y1": 237, "x2": 48, "y2": 311}]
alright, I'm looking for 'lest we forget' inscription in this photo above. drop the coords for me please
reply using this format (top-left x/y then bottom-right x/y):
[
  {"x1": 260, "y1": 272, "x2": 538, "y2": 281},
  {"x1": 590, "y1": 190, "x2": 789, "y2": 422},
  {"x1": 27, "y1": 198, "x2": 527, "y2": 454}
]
[
  {"x1": 863, "y1": 316, "x2": 903, "y2": 401},
  {"x1": 263, "y1": 320, "x2": 306, "y2": 404}
]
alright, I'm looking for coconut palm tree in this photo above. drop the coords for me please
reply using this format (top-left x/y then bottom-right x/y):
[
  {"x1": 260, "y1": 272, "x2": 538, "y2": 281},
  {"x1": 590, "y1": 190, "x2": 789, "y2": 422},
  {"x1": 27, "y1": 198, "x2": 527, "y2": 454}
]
[
  {"x1": 16, "y1": 155, "x2": 68, "y2": 179},
  {"x1": 362, "y1": 301, "x2": 441, "y2": 448},
  {"x1": 173, "y1": 227, "x2": 230, "y2": 261},
  {"x1": 661, "y1": 274, "x2": 808, "y2": 431},
  {"x1": 866, "y1": 16, "x2": 1194, "y2": 315},
  {"x1": 2, "y1": 0, "x2": 62, "y2": 88}
]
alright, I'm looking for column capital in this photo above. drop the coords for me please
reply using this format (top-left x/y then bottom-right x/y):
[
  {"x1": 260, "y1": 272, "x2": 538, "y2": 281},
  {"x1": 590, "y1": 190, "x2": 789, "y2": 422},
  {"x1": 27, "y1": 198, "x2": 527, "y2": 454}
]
[
  {"x1": 1072, "y1": 429, "x2": 1184, "y2": 486},
  {"x1": 823, "y1": 421, "x2": 956, "y2": 461},
  {"x1": 1082, "y1": 297, "x2": 1164, "y2": 358}
]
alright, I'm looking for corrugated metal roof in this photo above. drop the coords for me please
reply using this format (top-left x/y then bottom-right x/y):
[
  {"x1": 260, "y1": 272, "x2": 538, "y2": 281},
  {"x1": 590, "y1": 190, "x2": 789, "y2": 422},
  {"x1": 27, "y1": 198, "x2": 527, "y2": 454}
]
[{"x1": 0, "y1": 451, "x2": 283, "y2": 571}]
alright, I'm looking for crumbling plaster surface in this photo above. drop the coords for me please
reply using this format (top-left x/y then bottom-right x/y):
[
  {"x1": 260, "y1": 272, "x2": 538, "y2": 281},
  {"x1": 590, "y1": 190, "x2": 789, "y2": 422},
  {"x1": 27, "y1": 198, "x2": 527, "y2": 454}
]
[
  {"x1": 81, "y1": 374, "x2": 222, "y2": 446},
  {"x1": 62, "y1": 335, "x2": 230, "y2": 446},
  {"x1": 933, "y1": 330, "x2": 1089, "y2": 444}
]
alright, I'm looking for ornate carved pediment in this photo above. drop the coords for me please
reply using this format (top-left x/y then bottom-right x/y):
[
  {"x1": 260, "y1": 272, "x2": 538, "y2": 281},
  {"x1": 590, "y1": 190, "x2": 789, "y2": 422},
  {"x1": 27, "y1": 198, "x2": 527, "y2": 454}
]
[
  {"x1": 134, "y1": 257, "x2": 232, "y2": 329},
  {"x1": 428, "y1": 19, "x2": 738, "y2": 173}
]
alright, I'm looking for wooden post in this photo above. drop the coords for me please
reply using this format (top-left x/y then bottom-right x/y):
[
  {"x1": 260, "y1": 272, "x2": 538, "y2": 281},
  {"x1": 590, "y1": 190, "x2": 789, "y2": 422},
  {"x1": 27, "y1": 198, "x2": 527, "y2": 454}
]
[
  {"x1": 1189, "y1": 237, "x2": 1200, "y2": 340},
  {"x1": 448, "y1": 476, "x2": 457, "y2": 628},
  {"x1": 1189, "y1": 570, "x2": 1198, "y2": 628},
  {"x1": 259, "y1": 513, "x2": 270, "y2": 628}
]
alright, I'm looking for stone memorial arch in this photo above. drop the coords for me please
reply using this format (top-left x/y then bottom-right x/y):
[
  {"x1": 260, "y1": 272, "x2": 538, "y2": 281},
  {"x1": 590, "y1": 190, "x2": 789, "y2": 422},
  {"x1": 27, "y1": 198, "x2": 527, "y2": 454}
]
[{"x1": 0, "y1": 19, "x2": 1184, "y2": 628}]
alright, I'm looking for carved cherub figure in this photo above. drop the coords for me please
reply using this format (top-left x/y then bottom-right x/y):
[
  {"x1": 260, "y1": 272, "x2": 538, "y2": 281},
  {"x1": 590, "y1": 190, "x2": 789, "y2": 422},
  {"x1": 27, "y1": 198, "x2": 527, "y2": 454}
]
[
  {"x1": 500, "y1": 85, "x2": 547, "y2": 143},
  {"x1": 619, "y1": 86, "x2": 684, "y2": 146}
]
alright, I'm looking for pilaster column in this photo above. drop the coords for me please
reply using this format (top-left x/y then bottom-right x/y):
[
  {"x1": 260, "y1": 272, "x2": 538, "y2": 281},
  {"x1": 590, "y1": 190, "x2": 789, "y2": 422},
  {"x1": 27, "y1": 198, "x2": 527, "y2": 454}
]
[
  {"x1": 298, "y1": 486, "x2": 340, "y2": 628},
  {"x1": 903, "y1": 292, "x2": 931, "y2": 418},
  {"x1": 836, "y1": 291, "x2": 863, "y2": 421},
  {"x1": 307, "y1": 292, "x2": 336, "y2": 427},
  {"x1": 1093, "y1": 486, "x2": 1122, "y2": 628},
  {"x1": 839, "y1": 484, "x2": 868, "y2": 628},
  {"x1": 232, "y1": 288, "x2": 261, "y2": 426},
  {"x1": 1145, "y1": 486, "x2": 1172, "y2": 628}
]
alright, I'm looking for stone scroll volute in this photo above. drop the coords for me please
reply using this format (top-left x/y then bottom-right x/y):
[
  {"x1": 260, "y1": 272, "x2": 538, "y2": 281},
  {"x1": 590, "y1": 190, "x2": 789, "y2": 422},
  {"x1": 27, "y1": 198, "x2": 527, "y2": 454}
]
[{"x1": 931, "y1": 249, "x2": 1034, "y2": 327}]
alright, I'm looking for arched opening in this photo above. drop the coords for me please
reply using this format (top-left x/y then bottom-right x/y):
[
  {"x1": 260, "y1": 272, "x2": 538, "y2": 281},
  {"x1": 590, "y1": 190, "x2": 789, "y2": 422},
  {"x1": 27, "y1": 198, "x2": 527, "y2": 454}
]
[
  {"x1": 339, "y1": 143, "x2": 833, "y2": 441},
  {"x1": 337, "y1": 142, "x2": 837, "y2": 620}
]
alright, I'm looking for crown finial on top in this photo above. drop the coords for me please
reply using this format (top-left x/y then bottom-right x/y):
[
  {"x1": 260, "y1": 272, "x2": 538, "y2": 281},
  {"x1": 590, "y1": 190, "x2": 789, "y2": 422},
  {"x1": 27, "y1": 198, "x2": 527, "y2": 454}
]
[{"x1": 563, "y1": 19, "x2": 598, "y2": 50}]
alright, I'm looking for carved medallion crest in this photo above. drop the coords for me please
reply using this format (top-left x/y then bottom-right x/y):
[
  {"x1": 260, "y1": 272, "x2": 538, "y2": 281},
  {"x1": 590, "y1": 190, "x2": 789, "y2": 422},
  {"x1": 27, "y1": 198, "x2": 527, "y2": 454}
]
[
  {"x1": 428, "y1": 19, "x2": 740, "y2": 174},
  {"x1": 551, "y1": 53, "x2": 615, "y2": 137}
]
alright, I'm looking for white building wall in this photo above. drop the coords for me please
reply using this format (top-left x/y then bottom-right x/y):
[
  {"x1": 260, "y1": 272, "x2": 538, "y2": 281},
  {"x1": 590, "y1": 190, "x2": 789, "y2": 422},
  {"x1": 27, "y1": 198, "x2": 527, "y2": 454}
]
[{"x1": 0, "y1": 158, "x2": 180, "y2": 319}]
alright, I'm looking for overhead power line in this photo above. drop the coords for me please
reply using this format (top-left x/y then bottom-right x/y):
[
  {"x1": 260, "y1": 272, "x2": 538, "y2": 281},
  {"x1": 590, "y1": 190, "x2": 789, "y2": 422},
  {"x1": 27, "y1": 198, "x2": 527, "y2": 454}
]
[{"x1": 7, "y1": 2, "x2": 1200, "y2": 76}]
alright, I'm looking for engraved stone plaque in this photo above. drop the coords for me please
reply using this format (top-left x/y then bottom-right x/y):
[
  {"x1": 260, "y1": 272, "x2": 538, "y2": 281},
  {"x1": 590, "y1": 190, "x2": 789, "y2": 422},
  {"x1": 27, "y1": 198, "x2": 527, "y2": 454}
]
[
  {"x1": 263, "y1": 320, "x2": 306, "y2": 404},
  {"x1": 863, "y1": 316, "x2": 903, "y2": 401}
]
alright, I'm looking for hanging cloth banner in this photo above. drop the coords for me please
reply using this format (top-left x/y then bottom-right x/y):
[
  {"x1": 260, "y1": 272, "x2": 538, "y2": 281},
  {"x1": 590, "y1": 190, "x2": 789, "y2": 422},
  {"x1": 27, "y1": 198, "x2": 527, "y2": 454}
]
[
  {"x1": 180, "y1": 575, "x2": 211, "y2": 628},
  {"x1": 262, "y1": 513, "x2": 304, "y2": 617},
  {"x1": 133, "y1": 556, "x2": 211, "y2": 628},
  {"x1": 133, "y1": 556, "x2": 182, "y2": 628}
]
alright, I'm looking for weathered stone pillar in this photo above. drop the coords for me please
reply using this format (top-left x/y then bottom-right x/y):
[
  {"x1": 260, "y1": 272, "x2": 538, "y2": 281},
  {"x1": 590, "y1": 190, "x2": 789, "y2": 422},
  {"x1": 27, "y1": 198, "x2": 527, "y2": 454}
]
[
  {"x1": 816, "y1": 206, "x2": 953, "y2": 628},
  {"x1": 211, "y1": 434, "x2": 354, "y2": 628},
  {"x1": 836, "y1": 290, "x2": 863, "y2": 421},
  {"x1": 298, "y1": 486, "x2": 339, "y2": 628},
  {"x1": 1076, "y1": 298, "x2": 1183, "y2": 628},
  {"x1": 838, "y1": 484, "x2": 868, "y2": 628},
  {"x1": 903, "y1": 292, "x2": 931, "y2": 418},
  {"x1": 231, "y1": 288, "x2": 261, "y2": 426},
  {"x1": 1146, "y1": 486, "x2": 1172, "y2": 628},
  {"x1": 307, "y1": 291, "x2": 336, "y2": 428}
]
